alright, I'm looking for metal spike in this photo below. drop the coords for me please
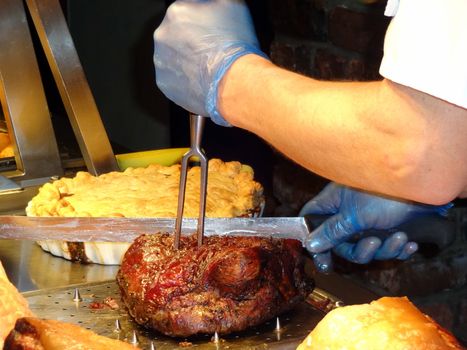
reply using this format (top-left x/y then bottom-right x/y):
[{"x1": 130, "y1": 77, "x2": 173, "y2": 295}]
[
  {"x1": 275, "y1": 331, "x2": 281, "y2": 342},
  {"x1": 130, "y1": 330, "x2": 139, "y2": 345},
  {"x1": 213, "y1": 331, "x2": 219, "y2": 343},
  {"x1": 275, "y1": 317, "x2": 281, "y2": 332},
  {"x1": 114, "y1": 319, "x2": 122, "y2": 333},
  {"x1": 149, "y1": 341, "x2": 155, "y2": 350},
  {"x1": 335, "y1": 301, "x2": 344, "y2": 308},
  {"x1": 72, "y1": 288, "x2": 82, "y2": 302}
]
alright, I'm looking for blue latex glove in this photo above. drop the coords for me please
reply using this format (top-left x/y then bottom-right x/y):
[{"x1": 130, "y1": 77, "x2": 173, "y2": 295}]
[
  {"x1": 154, "y1": 0, "x2": 268, "y2": 126},
  {"x1": 299, "y1": 183, "x2": 452, "y2": 273}
]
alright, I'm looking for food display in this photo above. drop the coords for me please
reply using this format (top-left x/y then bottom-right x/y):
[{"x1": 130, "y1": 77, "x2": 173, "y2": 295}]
[
  {"x1": 3, "y1": 255, "x2": 464, "y2": 349},
  {"x1": 26, "y1": 159, "x2": 264, "y2": 264},
  {"x1": 296, "y1": 296, "x2": 464, "y2": 350},
  {"x1": 8, "y1": 152, "x2": 464, "y2": 348},
  {"x1": 117, "y1": 233, "x2": 313, "y2": 337}
]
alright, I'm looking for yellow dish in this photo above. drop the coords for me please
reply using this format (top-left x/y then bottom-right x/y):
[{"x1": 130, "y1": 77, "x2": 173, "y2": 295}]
[{"x1": 115, "y1": 147, "x2": 189, "y2": 170}]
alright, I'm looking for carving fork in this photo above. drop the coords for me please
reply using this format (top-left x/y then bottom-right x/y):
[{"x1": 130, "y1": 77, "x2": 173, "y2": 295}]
[{"x1": 174, "y1": 114, "x2": 208, "y2": 250}]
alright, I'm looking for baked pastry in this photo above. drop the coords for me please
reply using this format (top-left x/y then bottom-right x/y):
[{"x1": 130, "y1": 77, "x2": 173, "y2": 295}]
[
  {"x1": 0, "y1": 132, "x2": 13, "y2": 158},
  {"x1": 26, "y1": 159, "x2": 264, "y2": 264},
  {"x1": 0, "y1": 261, "x2": 34, "y2": 349},
  {"x1": 297, "y1": 296, "x2": 464, "y2": 350},
  {"x1": 4, "y1": 317, "x2": 139, "y2": 350},
  {"x1": 0, "y1": 145, "x2": 14, "y2": 158},
  {"x1": 0, "y1": 261, "x2": 139, "y2": 349},
  {"x1": 0, "y1": 132, "x2": 9, "y2": 149}
]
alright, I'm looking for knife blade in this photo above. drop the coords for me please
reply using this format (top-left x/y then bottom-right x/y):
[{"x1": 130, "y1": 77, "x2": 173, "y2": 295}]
[
  {"x1": 0, "y1": 216, "x2": 311, "y2": 243},
  {"x1": 0, "y1": 215, "x2": 455, "y2": 249}
]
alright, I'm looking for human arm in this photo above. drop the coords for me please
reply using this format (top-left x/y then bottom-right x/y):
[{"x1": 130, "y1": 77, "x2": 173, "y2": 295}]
[
  {"x1": 154, "y1": 0, "x2": 467, "y2": 204},
  {"x1": 218, "y1": 55, "x2": 467, "y2": 205}
]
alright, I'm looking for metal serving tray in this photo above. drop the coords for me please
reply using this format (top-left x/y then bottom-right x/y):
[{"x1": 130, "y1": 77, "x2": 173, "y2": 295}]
[{"x1": 23, "y1": 280, "x2": 343, "y2": 350}]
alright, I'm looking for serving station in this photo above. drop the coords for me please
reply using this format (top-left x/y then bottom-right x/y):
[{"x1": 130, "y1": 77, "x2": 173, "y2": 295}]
[{"x1": 0, "y1": 0, "x2": 382, "y2": 349}]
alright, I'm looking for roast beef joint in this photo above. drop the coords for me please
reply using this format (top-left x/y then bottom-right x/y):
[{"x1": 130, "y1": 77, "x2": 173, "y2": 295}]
[{"x1": 116, "y1": 233, "x2": 314, "y2": 337}]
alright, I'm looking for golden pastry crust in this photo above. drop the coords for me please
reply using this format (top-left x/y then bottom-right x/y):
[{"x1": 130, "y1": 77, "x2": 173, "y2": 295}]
[
  {"x1": 27, "y1": 159, "x2": 263, "y2": 219},
  {"x1": 297, "y1": 297, "x2": 464, "y2": 350},
  {"x1": 5, "y1": 317, "x2": 139, "y2": 350},
  {"x1": 0, "y1": 261, "x2": 34, "y2": 349},
  {"x1": 0, "y1": 133, "x2": 13, "y2": 158}
]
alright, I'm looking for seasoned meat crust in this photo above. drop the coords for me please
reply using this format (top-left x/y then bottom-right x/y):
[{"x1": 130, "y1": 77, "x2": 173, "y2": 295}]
[{"x1": 116, "y1": 233, "x2": 313, "y2": 337}]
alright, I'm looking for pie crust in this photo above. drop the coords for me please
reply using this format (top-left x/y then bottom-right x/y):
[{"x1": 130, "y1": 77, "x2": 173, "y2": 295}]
[{"x1": 26, "y1": 159, "x2": 264, "y2": 265}]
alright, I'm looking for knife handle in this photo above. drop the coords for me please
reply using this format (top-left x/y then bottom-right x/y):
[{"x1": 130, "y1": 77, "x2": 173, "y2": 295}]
[{"x1": 303, "y1": 214, "x2": 456, "y2": 250}]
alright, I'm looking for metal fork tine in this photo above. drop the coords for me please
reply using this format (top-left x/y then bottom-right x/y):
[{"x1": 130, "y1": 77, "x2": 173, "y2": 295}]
[
  {"x1": 174, "y1": 153, "x2": 190, "y2": 250},
  {"x1": 197, "y1": 149, "x2": 208, "y2": 247},
  {"x1": 174, "y1": 114, "x2": 208, "y2": 250}
]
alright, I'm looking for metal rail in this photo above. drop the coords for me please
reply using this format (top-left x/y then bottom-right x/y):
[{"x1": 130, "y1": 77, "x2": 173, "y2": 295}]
[
  {"x1": 25, "y1": 0, "x2": 119, "y2": 175},
  {"x1": 0, "y1": 0, "x2": 63, "y2": 183}
]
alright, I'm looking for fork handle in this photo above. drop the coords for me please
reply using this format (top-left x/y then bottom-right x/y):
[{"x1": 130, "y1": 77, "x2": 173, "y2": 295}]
[{"x1": 190, "y1": 114, "x2": 206, "y2": 150}]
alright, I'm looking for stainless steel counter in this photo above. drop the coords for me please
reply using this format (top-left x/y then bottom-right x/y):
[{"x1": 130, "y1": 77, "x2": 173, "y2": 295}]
[
  {"x1": 0, "y1": 238, "x2": 378, "y2": 350},
  {"x1": 0, "y1": 236, "x2": 385, "y2": 349},
  {"x1": 0, "y1": 239, "x2": 378, "y2": 306},
  {"x1": 0, "y1": 240, "x2": 119, "y2": 292}
]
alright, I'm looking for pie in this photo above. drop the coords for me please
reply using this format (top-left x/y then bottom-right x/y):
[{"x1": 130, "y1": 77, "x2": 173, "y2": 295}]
[{"x1": 26, "y1": 159, "x2": 264, "y2": 264}]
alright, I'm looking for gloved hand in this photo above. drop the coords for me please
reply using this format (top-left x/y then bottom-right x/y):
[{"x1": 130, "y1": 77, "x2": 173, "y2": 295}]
[
  {"x1": 154, "y1": 0, "x2": 268, "y2": 126},
  {"x1": 299, "y1": 182, "x2": 452, "y2": 273}
]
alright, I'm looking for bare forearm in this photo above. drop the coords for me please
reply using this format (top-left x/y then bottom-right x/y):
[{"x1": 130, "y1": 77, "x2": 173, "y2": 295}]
[{"x1": 219, "y1": 55, "x2": 467, "y2": 204}]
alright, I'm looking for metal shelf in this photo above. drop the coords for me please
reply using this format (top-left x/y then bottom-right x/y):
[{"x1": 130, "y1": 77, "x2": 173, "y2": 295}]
[{"x1": 0, "y1": 0, "x2": 120, "y2": 211}]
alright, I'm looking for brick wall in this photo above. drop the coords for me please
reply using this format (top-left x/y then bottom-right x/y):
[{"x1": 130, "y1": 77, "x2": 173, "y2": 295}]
[
  {"x1": 268, "y1": 0, "x2": 390, "y2": 81},
  {"x1": 265, "y1": 0, "x2": 467, "y2": 344}
]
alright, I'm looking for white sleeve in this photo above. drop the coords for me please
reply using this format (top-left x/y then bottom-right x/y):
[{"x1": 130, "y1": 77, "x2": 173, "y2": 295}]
[{"x1": 379, "y1": 0, "x2": 467, "y2": 109}]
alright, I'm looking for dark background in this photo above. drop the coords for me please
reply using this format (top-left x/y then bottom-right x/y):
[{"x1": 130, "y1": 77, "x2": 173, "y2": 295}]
[{"x1": 33, "y1": 0, "x2": 277, "y2": 204}]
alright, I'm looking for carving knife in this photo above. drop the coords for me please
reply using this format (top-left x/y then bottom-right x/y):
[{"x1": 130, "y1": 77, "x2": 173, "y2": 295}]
[{"x1": 0, "y1": 215, "x2": 455, "y2": 250}]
